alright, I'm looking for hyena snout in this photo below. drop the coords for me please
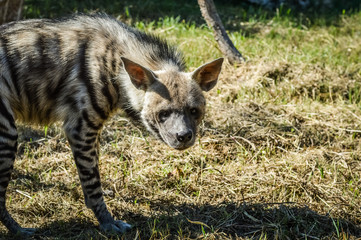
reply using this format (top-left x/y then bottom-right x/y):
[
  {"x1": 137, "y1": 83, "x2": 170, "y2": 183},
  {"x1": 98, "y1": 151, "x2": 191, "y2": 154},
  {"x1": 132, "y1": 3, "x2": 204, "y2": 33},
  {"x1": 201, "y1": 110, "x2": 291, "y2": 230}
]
[
  {"x1": 162, "y1": 114, "x2": 196, "y2": 150},
  {"x1": 171, "y1": 128, "x2": 194, "y2": 150},
  {"x1": 176, "y1": 129, "x2": 193, "y2": 143}
]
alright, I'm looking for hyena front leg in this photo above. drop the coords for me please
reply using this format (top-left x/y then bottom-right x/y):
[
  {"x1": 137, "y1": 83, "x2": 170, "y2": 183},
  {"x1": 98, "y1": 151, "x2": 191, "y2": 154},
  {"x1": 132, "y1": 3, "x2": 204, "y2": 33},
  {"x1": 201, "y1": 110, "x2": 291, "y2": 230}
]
[
  {"x1": 64, "y1": 116, "x2": 131, "y2": 234},
  {"x1": 0, "y1": 98, "x2": 36, "y2": 236}
]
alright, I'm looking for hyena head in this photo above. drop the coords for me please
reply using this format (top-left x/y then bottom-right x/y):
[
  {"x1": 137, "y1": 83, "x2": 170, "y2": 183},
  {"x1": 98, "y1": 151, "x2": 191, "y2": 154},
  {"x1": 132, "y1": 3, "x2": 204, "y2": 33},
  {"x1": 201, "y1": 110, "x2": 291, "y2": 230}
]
[{"x1": 122, "y1": 57, "x2": 223, "y2": 150}]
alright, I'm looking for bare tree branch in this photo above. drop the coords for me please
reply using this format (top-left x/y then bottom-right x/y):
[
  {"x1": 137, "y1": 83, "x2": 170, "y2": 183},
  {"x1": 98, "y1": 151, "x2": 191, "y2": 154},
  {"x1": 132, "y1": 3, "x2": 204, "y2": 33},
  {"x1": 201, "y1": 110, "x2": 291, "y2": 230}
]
[
  {"x1": 198, "y1": 0, "x2": 245, "y2": 64},
  {"x1": 0, "y1": 0, "x2": 24, "y2": 25}
]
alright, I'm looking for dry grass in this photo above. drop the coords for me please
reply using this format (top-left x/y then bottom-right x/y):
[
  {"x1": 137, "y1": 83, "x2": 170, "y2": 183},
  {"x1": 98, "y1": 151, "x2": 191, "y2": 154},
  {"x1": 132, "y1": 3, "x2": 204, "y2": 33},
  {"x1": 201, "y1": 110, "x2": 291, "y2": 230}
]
[
  {"x1": 1, "y1": 6, "x2": 361, "y2": 240},
  {"x1": 0, "y1": 58, "x2": 359, "y2": 239}
]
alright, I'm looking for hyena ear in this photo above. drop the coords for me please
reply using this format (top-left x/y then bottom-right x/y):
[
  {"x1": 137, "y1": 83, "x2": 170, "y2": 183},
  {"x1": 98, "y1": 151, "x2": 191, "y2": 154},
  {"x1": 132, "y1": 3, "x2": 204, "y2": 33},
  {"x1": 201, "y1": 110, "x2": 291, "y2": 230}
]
[
  {"x1": 121, "y1": 57, "x2": 157, "y2": 91},
  {"x1": 191, "y1": 58, "x2": 224, "y2": 92}
]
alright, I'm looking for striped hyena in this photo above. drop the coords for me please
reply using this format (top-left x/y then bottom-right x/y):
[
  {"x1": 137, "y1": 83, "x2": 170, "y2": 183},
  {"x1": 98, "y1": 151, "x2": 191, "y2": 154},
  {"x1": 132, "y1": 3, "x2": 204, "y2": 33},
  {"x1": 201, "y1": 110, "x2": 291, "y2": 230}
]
[{"x1": 0, "y1": 14, "x2": 223, "y2": 236}]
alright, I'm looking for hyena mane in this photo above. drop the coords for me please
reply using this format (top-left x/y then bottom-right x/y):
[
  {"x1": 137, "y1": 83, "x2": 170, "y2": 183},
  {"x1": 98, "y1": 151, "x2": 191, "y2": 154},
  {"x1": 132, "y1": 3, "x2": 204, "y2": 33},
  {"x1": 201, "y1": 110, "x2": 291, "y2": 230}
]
[{"x1": 0, "y1": 13, "x2": 223, "y2": 236}]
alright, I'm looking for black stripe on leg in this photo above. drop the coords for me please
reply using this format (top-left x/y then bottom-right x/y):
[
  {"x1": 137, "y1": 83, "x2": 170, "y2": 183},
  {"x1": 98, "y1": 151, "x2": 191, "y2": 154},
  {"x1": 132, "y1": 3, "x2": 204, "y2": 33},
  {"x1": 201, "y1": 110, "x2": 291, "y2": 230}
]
[
  {"x1": 89, "y1": 192, "x2": 102, "y2": 200},
  {"x1": 85, "y1": 138, "x2": 96, "y2": 145},
  {"x1": 85, "y1": 181, "x2": 101, "y2": 192},
  {"x1": 78, "y1": 167, "x2": 99, "y2": 182},
  {"x1": 0, "y1": 145, "x2": 17, "y2": 152},
  {"x1": 72, "y1": 134, "x2": 83, "y2": 142},
  {"x1": 82, "y1": 111, "x2": 101, "y2": 130},
  {"x1": 0, "y1": 130, "x2": 17, "y2": 141},
  {"x1": 0, "y1": 180, "x2": 10, "y2": 189},
  {"x1": 81, "y1": 145, "x2": 93, "y2": 152},
  {"x1": 86, "y1": 132, "x2": 98, "y2": 137},
  {"x1": 0, "y1": 166, "x2": 13, "y2": 176},
  {"x1": 72, "y1": 143, "x2": 93, "y2": 152},
  {"x1": 0, "y1": 153, "x2": 15, "y2": 159},
  {"x1": 0, "y1": 122, "x2": 8, "y2": 131},
  {"x1": 73, "y1": 150, "x2": 94, "y2": 163}
]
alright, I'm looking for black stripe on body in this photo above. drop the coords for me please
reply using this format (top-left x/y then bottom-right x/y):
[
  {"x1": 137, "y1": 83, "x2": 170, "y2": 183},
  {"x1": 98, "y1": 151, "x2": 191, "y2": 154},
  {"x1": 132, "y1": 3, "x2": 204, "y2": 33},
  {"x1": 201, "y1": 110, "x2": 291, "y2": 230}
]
[
  {"x1": 1, "y1": 77, "x2": 11, "y2": 93},
  {"x1": 45, "y1": 40, "x2": 74, "y2": 111},
  {"x1": 64, "y1": 96, "x2": 78, "y2": 112},
  {"x1": 108, "y1": 43, "x2": 122, "y2": 105},
  {"x1": 98, "y1": 41, "x2": 117, "y2": 110},
  {"x1": 46, "y1": 71, "x2": 69, "y2": 102},
  {"x1": 78, "y1": 40, "x2": 108, "y2": 120},
  {"x1": 109, "y1": 41, "x2": 118, "y2": 73},
  {"x1": 31, "y1": 33, "x2": 60, "y2": 118},
  {"x1": 75, "y1": 118, "x2": 83, "y2": 133},
  {"x1": 100, "y1": 78, "x2": 114, "y2": 109},
  {"x1": 28, "y1": 34, "x2": 49, "y2": 118},
  {"x1": 0, "y1": 37, "x2": 21, "y2": 98},
  {"x1": 0, "y1": 99, "x2": 15, "y2": 129}
]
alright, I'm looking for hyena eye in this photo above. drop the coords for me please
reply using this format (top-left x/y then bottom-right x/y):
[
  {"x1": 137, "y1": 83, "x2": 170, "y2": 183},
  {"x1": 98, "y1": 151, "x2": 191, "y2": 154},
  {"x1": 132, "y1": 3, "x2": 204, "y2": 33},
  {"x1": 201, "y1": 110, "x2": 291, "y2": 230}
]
[
  {"x1": 190, "y1": 108, "x2": 200, "y2": 117},
  {"x1": 158, "y1": 110, "x2": 171, "y2": 122}
]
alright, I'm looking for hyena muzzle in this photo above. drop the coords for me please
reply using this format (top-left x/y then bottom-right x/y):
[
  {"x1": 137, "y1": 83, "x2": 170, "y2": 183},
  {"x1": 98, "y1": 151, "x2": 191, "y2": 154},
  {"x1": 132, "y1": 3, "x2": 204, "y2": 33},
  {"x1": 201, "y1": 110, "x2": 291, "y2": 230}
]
[{"x1": 0, "y1": 14, "x2": 223, "y2": 236}]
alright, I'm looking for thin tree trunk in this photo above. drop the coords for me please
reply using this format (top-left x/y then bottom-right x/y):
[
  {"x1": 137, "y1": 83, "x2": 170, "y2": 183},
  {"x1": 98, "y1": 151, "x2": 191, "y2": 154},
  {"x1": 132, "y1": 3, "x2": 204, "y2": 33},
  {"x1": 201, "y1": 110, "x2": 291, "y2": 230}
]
[
  {"x1": 198, "y1": 0, "x2": 244, "y2": 64},
  {"x1": 0, "y1": 0, "x2": 24, "y2": 25}
]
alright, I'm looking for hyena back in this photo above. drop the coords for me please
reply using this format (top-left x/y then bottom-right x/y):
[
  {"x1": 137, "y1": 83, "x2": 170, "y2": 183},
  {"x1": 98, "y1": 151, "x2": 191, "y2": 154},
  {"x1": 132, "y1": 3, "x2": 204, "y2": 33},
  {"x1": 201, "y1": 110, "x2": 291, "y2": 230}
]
[{"x1": 0, "y1": 14, "x2": 223, "y2": 236}]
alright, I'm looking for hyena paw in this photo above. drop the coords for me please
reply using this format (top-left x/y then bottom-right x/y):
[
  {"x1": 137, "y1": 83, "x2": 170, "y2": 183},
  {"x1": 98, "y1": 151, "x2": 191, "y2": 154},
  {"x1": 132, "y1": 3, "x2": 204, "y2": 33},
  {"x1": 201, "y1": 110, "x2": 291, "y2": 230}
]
[
  {"x1": 16, "y1": 227, "x2": 36, "y2": 237},
  {"x1": 100, "y1": 220, "x2": 132, "y2": 234}
]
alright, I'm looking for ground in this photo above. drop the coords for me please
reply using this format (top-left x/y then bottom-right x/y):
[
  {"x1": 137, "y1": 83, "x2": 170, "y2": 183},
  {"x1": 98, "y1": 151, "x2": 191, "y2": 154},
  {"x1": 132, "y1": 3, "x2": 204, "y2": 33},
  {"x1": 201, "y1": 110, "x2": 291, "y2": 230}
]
[{"x1": 0, "y1": 1, "x2": 360, "y2": 239}]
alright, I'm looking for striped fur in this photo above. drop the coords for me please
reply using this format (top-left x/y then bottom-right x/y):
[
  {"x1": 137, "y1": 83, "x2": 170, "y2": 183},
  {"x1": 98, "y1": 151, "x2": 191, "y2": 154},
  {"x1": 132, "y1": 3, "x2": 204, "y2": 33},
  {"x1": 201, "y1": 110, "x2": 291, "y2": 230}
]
[{"x1": 0, "y1": 13, "x2": 223, "y2": 236}]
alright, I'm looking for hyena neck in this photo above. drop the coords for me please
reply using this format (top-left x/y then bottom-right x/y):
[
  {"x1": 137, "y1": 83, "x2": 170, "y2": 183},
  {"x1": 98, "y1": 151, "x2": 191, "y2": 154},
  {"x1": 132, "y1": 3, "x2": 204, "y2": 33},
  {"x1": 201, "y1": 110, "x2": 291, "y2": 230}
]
[{"x1": 98, "y1": 14, "x2": 187, "y2": 122}]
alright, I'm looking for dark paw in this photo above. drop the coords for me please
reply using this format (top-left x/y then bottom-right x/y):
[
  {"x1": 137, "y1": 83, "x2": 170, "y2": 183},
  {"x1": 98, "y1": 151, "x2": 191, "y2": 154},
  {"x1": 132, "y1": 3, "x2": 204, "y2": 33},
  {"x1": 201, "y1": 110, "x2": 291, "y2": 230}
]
[{"x1": 100, "y1": 220, "x2": 132, "y2": 234}]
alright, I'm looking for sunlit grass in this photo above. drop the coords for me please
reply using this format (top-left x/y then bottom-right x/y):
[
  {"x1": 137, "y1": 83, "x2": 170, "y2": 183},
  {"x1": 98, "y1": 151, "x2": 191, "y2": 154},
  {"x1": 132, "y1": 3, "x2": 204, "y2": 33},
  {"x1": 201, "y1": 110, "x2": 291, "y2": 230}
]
[{"x1": 1, "y1": 1, "x2": 360, "y2": 239}]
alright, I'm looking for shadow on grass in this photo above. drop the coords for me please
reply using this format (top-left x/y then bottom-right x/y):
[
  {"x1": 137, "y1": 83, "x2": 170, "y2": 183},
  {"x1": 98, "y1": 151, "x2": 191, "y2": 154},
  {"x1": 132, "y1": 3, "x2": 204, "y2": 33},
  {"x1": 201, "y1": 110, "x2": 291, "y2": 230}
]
[
  {"x1": 121, "y1": 201, "x2": 361, "y2": 239},
  {"x1": 1, "y1": 201, "x2": 358, "y2": 239},
  {"x1": 0, "y1": 218, "x2": 101, "y2": 240}
]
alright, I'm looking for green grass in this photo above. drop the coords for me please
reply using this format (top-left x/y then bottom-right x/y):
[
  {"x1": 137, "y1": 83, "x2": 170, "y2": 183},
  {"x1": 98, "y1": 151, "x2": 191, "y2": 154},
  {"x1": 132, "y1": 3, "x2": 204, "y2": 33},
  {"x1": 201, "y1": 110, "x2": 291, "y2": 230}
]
[{"x1": 1, "y1": 1, "x2": 361, "y2": 239}]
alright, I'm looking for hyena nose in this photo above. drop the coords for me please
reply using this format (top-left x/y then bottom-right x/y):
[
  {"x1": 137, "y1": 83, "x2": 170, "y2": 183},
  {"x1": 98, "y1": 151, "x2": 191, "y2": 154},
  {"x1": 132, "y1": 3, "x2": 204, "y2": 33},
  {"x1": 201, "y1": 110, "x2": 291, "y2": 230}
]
[{"x1": 176, "y1": 130, "x2": 193, "y2": 143}]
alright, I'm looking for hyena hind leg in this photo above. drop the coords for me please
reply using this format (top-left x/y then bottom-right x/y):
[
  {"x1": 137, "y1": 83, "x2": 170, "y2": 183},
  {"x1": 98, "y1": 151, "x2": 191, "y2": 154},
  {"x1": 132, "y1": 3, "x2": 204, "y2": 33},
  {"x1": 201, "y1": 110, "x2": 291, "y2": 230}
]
[
  {"x1": 0, "y1": 98, "x2": 36, "y2": 236},
  {"x1": 63, "y1": 116, "x2": 131, "y2": 234}
]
